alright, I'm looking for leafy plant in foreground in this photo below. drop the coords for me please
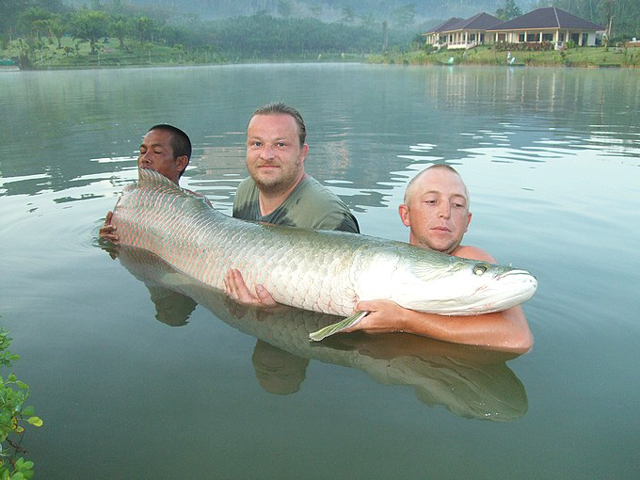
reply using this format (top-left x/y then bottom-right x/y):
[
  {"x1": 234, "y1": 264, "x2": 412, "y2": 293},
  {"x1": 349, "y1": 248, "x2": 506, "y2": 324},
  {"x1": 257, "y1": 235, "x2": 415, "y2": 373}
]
[{"x1": 0, "y1": 328, "x2": 42, "y2": 479}]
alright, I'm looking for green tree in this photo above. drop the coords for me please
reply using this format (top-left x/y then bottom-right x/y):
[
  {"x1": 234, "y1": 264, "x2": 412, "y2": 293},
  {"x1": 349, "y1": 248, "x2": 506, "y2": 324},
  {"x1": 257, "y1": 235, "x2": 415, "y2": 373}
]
[
  {"x1": 382, "y1": 20, "x2": 388, "y2": 52},
  {"x1": 309, "y1": 5, "x2": 322, "y2": 18},
  {"x1": 599, "y1": 0, "x2": 615, "y2": 47},
  {"x1": 49, "y1": 15, "x2": 66, "y2": 49},
  {"x1": 70, "y1": 10, "x2": 109, "y2": 53},
  {"x1": 496, "y1": 0, "x2": 523, "y2": 21},
  {"x1": 392, "y1": 3, "x2": 416, "y2": 28},
  {"x1": 1, "y1": 0, "x2": 31, "y2": 38},
  {"x1": 135, "y1": 16, "x2": 156, "y2": 45},
  {"x1": 360, "y1": 13, "x2": 376, "y2": 28},
  {"x1": 341, "y1": 5, "x2": 355, "y2": 24},
  {"x1": 17, "y1": 7, "x2": 53, "y2": 39},
  {"x1": 109, "y1": 16, "x2": 129, "y2": 48},
  {"x1": 277, "y1": 0, "x2": 293, "y2": 18},
  {"x1": 555, "y1": 0, "x2": 640, "y2": 39}
]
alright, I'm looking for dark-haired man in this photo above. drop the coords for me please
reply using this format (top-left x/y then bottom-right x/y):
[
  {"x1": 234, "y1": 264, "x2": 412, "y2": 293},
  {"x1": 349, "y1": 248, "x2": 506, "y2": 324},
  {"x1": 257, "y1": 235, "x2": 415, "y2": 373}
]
[
  {"x1": 136, "y1": 124, "x2": 192, "y2": 185},
  {"x1": 99, "y1": 124, "x2": 207, "y2": 242}
]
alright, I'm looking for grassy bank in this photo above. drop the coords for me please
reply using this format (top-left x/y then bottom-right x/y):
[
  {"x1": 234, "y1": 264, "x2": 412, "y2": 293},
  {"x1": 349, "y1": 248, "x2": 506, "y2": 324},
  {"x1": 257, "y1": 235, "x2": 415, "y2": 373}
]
[
  {"x1": 0, "y1": 36, "x2": 370, "y2": 70},
  {"x1": 370, "y1": 45, "x2": 640, "y2": 68},
  {"x1": 1, "y1": 36, "x2": 225, "y2": 69},
  {"x1": 4, "y1": 37, "x2": 640, "y2": 70}
]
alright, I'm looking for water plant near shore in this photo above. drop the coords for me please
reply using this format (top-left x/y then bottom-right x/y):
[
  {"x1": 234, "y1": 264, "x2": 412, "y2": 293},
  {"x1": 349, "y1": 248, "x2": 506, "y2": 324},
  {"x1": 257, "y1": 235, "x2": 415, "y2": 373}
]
[{"x1": 0, "y1": 327, "x2": 42, "y2": 479}]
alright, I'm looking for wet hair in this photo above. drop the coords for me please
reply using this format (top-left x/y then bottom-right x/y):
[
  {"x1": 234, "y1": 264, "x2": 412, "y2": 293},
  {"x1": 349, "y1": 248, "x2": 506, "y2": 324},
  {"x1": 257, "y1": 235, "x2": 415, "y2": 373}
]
[
  {"x1": 404, "y1": 164, "x2": 470, "y2": 209},
  {"x1": 251, "y1": 102, "x2": 307, "y2": 147},
  {"x1": 148, "y1": 124, "x2": 192, "y2": 161}
]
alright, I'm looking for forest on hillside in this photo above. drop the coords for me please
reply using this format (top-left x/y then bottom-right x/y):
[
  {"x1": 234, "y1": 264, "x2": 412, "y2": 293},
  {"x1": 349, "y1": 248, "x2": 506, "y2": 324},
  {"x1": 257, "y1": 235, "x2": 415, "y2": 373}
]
[{"x1": 1, "y1": 0, "x2": 638, "y2": 68}]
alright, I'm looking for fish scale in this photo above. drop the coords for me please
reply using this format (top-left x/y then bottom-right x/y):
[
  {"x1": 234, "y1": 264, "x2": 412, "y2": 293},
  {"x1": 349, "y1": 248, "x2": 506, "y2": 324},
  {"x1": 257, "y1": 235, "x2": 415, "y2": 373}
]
[{"x1": 110, "y1": 168, "x2": 537, "y2": 319}]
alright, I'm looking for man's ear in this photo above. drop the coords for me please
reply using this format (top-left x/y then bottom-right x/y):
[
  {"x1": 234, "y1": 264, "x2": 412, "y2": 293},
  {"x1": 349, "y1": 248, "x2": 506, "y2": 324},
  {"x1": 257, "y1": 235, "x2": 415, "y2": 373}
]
[
  {"x1": 176, "y1": 155, "x2": 189, "y2": 175},
  {"x1": 465, "y1": 212, "x2": 472, "y2": 232},
  {"x1": 398, "y1": 204, "x2": 411, "y2": 227},
  {"x1": 300, "y1": 143, "x2": 309, "y2": 163}
]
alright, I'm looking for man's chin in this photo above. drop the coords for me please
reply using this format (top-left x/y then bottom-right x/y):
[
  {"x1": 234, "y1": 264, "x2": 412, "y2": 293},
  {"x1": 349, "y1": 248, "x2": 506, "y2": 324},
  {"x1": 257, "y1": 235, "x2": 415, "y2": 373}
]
[
  {"x1": 253, "y1": 177, "x2": 282, "y2": 193},
  {"x1": 421, "y1": 240, "x2": 457, "y2": 255}
]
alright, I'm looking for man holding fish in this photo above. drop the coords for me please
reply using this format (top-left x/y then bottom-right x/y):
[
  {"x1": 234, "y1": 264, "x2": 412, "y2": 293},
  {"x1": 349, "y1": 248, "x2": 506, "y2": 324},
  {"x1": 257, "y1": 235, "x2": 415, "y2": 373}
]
[
  {"x1": 228, "y1": 161, "x2": 533, "y2": 353},
  {"x1": 345, "y1": 165, "x2": 533, "y2": 352},
  {"x1": 221, "y1": 102, "x2": 532, "y2": 352},
  {"x1": 99, "y1": 124, "x2": 210, "y2": 242},
  {"x1": 224, "y1": 102, "x2": 359, "y2": 303},
  {"x1": 100, "y1": 105, "x2": 533, "y2": 353}
]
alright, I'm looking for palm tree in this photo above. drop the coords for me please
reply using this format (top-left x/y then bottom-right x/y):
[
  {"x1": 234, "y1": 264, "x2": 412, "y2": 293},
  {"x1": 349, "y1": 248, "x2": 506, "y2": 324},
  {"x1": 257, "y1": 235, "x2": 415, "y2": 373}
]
[{"x1": 70, "y1": 10, "x2": 109, "y2": 54}]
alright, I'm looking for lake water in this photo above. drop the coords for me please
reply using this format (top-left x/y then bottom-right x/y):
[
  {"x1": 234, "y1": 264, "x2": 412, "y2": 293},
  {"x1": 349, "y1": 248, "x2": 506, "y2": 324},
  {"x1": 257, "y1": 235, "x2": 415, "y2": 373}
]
[{"x1": 1, "y1": 63, "x2": 639, "y2": 478}]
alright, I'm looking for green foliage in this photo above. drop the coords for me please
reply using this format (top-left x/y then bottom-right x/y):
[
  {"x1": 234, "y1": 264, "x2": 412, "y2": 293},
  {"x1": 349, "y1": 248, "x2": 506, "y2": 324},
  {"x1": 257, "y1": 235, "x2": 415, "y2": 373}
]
[
  {"x1": 340, "y1": 5, "x2": 355, "y2": 24},
  {"x1": 0, "y1": 329, "x2": 42, "y2": 479},
  {"x1": 392, "y1": 4, "x2": 417, "y2": 28},
  {"x1": 371, "y1": 44, "x2": 639, "y2": 68},
  {"x1": 496, "y1": 41, "x2": 555, "y2": 52},
  {"x1": 277, "y1": 0, "x2": 293, "y2": 19},
  {"x1": 1, "y1": 0, "x2": 409, "y2": 67},
  {"x1": 4, "y1": 1, "x2": 639, "y2": 68},
  {"x1": 206, "y1": 14, "x2": 388, "y2": 58},
  {"x1": 553, "y1": 0, "x2": 640, "y2": 39},
  {"x1": 69, "y1": 10, "x2": 109, "y2": 53},
  {"x1": 495, "y1": 0, "x2": 522, "y2": 21}
]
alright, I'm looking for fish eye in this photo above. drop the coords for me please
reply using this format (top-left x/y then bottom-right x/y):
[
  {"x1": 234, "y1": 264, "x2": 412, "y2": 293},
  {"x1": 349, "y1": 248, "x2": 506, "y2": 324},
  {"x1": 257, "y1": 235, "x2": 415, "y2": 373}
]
[{"x1": 473, "y1": 263, "x2": 489, "y2": 276}]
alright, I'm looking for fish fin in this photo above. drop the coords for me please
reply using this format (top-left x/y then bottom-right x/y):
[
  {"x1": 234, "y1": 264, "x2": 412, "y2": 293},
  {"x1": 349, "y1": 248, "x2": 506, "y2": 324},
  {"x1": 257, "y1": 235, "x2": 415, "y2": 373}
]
[{"x1": 309, "y1": 311, "x2": 368, "y2": 342}]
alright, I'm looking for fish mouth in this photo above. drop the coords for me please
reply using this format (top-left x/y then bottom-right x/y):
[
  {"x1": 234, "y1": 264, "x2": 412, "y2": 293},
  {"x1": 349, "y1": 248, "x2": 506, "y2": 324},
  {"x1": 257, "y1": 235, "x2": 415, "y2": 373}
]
[
  {"x1": 472, "y1": 270, "x2": 537, "y2": 312},
  {"x1": 498, "y1": 269, "x2": 537, "y2": 284}
]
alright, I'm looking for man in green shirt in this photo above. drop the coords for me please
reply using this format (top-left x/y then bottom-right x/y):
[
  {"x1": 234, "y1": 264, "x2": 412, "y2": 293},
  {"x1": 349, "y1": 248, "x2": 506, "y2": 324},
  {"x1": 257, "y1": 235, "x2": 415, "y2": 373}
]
[
  {"x1": 224, "y1": 102, "x2": 359, "y2": 305},
  {"x1": 232, "y1": 102, "x2": 359, "y2": 232}
]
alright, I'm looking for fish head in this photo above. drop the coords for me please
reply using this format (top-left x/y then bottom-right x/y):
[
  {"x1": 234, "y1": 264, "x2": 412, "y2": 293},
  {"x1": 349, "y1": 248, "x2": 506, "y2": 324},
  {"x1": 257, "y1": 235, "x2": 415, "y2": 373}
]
[{"x1": 390, "y1": 251, "x2": 538, "y2": 315}]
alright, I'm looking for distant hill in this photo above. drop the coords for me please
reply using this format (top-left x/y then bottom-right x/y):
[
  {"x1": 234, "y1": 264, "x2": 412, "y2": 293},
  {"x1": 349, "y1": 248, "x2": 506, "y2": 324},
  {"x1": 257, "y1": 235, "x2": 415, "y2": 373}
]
[{"x1": 61, "y1": 0, "x2": 505, "y2": 24}]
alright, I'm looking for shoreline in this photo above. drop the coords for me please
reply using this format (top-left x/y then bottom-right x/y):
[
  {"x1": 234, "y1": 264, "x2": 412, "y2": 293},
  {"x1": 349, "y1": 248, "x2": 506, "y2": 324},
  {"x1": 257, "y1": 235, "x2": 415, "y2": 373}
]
[
  {"x1": 9, "y1": 61, "x2": 637, "y2": 72},
  {"x1": 369, "y1": 45, "x2": 640, "y2": 69},
  {"x1": 4, "y1": 45, "x2": 639, "y2": 71}
]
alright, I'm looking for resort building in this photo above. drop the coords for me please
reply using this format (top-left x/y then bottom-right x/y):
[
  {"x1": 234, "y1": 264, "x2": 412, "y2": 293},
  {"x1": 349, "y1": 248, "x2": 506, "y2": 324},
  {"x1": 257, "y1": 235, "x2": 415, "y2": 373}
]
[
  {"x1": 423, "y1": 17, "x2": 464, "y2": 49},
  {"x1": 431, "y1": 13, "x2": 503, "y2": 50},
  {"x1": 425, "y1": 7, "x2": 604, "y2": 50},
  {"x1": 488, "y1": 7, "x2": 604, "y2": 48}
]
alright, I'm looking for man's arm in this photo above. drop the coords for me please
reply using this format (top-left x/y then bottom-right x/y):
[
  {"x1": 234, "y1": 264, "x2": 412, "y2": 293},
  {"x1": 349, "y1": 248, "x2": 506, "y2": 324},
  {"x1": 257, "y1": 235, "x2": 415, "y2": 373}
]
[
  {"x1": 99, "y1": 211, "x2": 119, "y2": 243},
  {"x1": 99, "y1": 189, "x2": 211, "y2": 244},
  {"x1": 346, "y1": 247, "x2": 533, "y2": 353}
]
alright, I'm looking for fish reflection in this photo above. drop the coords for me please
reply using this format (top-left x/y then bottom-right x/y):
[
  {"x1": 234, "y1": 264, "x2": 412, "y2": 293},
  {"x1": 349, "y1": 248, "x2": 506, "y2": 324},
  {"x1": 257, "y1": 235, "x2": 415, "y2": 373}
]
[{"x1": 110, "y1": 245, "x2": 528, "y2": 421}]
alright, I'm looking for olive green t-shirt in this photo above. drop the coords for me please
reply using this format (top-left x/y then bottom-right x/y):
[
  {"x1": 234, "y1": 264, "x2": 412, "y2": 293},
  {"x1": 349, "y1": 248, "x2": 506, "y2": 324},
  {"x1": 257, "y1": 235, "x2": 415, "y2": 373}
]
[{"x1": 232, "y1": 176, "x2": 360, "y2": 233}]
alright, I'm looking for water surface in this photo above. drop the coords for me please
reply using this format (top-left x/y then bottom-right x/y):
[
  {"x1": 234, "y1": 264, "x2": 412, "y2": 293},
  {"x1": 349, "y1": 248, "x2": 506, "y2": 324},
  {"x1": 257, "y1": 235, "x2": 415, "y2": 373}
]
[{"x1": 1, "y1": 64, "x2": 639, "y2": 478}]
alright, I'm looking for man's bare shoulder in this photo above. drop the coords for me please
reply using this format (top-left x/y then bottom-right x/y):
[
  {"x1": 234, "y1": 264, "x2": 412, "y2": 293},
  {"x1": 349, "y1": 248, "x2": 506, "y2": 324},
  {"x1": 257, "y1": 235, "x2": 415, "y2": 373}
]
[{"x1": 452, "y1": 245, "x2": 496, "y2": 263}]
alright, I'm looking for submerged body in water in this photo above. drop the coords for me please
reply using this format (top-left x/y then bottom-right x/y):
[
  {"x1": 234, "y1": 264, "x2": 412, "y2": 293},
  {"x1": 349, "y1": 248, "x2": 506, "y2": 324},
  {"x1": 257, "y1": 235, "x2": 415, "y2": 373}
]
[{"x1": 115, "y1": 245, "x2": 528, "y2": 421}]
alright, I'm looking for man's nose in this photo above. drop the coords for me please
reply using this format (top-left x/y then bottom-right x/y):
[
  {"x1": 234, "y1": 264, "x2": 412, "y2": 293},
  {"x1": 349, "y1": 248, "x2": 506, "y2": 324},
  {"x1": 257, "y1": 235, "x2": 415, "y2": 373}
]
[
  {"x1": 438, "y1": 203, "x2": 451, "y2": 218},
  {"x1": 260, "y1": 144, "x2": 275, "y2": 159}
]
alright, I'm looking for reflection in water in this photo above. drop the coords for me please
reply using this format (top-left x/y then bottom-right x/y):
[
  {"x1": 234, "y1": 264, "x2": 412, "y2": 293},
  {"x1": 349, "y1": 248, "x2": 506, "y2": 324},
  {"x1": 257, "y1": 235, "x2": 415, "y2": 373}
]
[
  {"x1": 147, "y1": 286, "x2": 196, "y2": 327},
  {"x1": 252, "y1": 340, "x2": 309, "y2": 395},
  {"x1": 113, "y1": 245, "x2": 528, "y2": 421}
]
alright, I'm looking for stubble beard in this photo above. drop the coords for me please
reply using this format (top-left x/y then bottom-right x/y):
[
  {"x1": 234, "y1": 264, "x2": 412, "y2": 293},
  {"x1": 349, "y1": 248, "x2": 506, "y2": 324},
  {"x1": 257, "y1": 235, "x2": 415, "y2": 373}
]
[{"x1": 251, "y1": 161, "x2": 303, "y2": 196}]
